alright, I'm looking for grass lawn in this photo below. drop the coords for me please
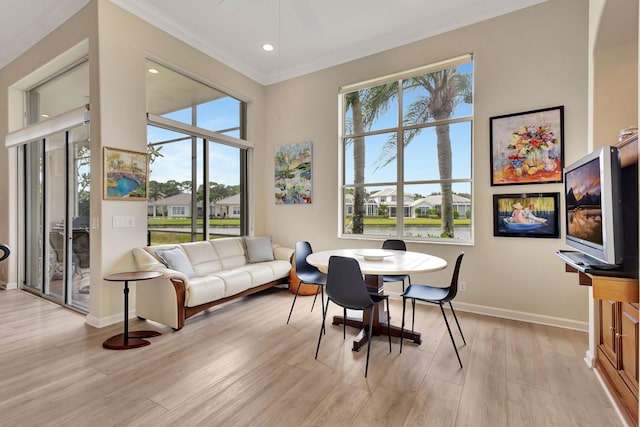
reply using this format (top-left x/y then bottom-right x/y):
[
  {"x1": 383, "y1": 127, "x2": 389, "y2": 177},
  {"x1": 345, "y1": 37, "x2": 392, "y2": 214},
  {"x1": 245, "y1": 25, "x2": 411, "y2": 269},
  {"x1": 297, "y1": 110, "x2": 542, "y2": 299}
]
[
  {"x1": 363, "y1": 217, "x2": 471, "y2": 225},
  {"x1": 148, "y1": 218, "x2": 240, "y2": 226},
  {"x1": 148, "y1": 217, "x2": 470, "y2": 226}
]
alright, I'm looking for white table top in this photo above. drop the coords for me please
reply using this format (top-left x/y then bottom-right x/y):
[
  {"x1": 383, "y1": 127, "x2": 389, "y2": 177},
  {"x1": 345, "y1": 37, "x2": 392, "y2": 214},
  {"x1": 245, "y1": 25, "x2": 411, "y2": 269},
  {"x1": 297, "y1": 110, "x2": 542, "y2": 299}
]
[{"x1": 306, "y1": 248, "x2": 448, "y2": 275}]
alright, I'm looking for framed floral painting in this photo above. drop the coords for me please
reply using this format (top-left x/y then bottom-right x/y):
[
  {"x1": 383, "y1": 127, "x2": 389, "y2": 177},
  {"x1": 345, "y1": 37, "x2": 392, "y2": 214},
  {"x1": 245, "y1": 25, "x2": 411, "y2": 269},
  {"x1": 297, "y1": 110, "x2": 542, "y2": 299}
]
[{"x1": 490, "y1": 106, "x2": 564, "y2": 186}]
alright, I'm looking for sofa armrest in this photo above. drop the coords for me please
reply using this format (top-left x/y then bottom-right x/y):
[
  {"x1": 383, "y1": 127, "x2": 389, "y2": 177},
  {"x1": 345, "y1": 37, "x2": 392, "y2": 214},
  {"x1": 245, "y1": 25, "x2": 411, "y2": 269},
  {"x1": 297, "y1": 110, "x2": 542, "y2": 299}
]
[
  {"x1": 132, "y1": 247, "x2": 189, "y2": 282},
  {"x1": 136, "y1": 276, "x2": 185, "y2": 330},
  {"x1": 273, "y1": 245, "x2": 294, "y2": 262}
]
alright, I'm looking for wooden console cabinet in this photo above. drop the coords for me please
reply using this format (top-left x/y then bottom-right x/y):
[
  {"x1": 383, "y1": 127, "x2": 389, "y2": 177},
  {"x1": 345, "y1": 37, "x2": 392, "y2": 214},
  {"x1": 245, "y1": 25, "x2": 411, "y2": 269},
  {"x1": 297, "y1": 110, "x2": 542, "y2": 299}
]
[
  {"x1": 593, "y1": 273, "x2": 639, "y2": 426},
  {"x1": 561, "y1": 134, "x2": 639, "y2": 426},
  {"x1": 563, "y1": 268, "x2": 639, "y2": 426},
  {"x1": 598, "y1": 299, "x2": 639, "y2": 425}
]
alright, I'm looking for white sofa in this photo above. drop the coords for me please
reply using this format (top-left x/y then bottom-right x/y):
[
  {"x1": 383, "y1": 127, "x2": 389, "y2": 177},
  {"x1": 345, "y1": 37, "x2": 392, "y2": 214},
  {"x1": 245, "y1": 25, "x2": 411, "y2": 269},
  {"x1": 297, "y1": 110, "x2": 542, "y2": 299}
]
[{"x1": 132, "y1": 236, "x2": 293, "y2": 330}]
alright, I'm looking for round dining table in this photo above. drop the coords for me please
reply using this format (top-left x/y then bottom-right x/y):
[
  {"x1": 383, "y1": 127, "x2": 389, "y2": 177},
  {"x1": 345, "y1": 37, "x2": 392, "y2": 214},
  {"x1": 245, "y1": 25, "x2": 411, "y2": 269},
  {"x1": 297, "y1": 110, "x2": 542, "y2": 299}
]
[{"x1": 306, "y1": 248, "x2": 447, "y2": 351}]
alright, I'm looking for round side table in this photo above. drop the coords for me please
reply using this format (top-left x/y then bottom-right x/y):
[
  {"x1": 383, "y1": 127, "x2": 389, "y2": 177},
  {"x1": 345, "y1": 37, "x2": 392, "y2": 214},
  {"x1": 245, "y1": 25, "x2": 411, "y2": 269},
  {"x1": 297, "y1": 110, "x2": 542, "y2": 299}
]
[{"x1": 103, "y1": 271, "x2": 162, "y2": 350}]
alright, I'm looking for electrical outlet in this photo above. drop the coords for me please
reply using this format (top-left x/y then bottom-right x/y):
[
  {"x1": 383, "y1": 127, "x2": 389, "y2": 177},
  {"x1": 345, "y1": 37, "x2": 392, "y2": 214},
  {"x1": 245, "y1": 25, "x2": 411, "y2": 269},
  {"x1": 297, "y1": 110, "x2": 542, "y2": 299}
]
[{"x1": 459, "y1": 281, "x2": 466, "y2": 291}]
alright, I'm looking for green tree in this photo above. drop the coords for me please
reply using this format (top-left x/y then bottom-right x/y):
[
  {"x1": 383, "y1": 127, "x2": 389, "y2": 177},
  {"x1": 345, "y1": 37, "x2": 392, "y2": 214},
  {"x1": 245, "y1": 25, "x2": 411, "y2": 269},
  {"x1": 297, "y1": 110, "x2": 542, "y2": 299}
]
[
  {"x1": 371, "y1": 67, "x2": 472, "y2": 237},
  {"x1": 344, "y1": 92, "x2": 366, "y2": 234},
  {"x1": 195, "y1": 182, "x2": 240, "y2": 203},
  {"x1": 378, "y1": 203, "x2": 389, "y2": 218}
]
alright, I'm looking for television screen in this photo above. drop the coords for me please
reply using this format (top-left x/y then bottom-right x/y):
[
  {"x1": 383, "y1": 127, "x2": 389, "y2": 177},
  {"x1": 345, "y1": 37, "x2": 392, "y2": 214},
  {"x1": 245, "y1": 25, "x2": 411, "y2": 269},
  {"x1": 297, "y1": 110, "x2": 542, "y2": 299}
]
[
  {"x1": 565, "y1": 157, "x2": 602, "y2": 244},
  {"x1": 564, "y1": 146, "x2": 622, "y2": 266}
]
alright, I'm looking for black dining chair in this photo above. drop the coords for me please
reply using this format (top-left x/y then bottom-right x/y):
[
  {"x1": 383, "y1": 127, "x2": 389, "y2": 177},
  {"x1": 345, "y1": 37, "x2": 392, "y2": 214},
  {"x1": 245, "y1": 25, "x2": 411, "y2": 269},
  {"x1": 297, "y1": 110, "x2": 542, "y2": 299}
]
[
  {"x1": 400, "y1": 252, "x2": 466, "y2": 368},
  {"x1": 381, "y1": 239, "x2": 411, "y2": 292},
  {"x1": 315, "y1": 255, "x2": 391, "y2": 378},
  {"x1": 287, "y1": 241, "x2": 327, "y2": 326}
]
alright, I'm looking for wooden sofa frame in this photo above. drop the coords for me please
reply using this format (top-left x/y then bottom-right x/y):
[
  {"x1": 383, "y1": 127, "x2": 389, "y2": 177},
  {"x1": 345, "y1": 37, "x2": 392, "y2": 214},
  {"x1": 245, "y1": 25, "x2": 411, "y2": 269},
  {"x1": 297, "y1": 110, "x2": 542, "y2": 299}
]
[{"x1": 153, "y1": 276, "x2": 289, "y2": 330}]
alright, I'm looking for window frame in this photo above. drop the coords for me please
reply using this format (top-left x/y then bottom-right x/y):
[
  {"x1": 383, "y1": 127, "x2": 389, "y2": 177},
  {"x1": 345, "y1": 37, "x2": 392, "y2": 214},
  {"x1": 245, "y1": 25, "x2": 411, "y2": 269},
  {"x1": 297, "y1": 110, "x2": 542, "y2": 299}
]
[
  {"x1": 338, "y1": 54, "x2": 474, "y2": 244},
  {"x1": 145, "y1": 59, "x2": 252, "y2": 244}
]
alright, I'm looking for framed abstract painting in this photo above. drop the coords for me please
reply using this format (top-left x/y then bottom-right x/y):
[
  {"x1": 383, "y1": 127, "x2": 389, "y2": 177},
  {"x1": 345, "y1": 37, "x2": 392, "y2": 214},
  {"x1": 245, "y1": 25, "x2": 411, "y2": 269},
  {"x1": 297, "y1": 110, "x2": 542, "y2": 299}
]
[{"x1": 274, "y1": 141, "x2": 312, "y2": 204}]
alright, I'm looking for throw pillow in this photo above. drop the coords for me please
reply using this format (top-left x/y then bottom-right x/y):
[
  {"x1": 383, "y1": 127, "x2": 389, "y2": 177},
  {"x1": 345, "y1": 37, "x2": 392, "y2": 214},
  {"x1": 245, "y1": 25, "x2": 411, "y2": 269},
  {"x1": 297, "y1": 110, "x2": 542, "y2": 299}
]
[
  {"x1": 244, "y1": 236, "x2": 275, "y2": 263},
  {"x1": 155, "y1": 246, "x2": 196, "y2": 278}
]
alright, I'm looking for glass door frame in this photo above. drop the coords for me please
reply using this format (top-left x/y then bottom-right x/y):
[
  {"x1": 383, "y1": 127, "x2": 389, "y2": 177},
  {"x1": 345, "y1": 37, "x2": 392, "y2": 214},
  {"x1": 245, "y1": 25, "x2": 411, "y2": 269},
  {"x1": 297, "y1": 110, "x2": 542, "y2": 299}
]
[{"x1": 20, "y1": 123, "x2": 90, "y2": 312}]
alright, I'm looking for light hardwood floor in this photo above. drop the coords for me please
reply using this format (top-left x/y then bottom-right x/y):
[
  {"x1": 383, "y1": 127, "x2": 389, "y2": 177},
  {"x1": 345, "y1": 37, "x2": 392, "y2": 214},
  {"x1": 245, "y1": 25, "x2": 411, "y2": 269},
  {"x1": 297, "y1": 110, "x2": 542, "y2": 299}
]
[{"x1": 0, "y1": 288, "x2": 624, "y2": 426}]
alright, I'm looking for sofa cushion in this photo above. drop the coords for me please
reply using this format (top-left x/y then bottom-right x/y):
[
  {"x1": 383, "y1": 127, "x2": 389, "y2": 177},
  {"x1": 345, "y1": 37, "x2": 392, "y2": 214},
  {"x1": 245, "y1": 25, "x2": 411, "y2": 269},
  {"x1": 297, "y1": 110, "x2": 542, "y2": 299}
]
[
  {"x1": 211, "y1": 238, "x2": 247, "y2": 269},
  {"x1": 212, "y1": 269, "x2": 254, "y2": 297},
  {"x1": 181, "y1": 241, "x2": 223, "y2": 276},
  {"x1": 244, "y1": 236, "x2": 275, "y2": 263},
  {"x1": 262, "y1": 259, "x2": 294, "y2": 279},
  {"x1": 239, "y1": 263, "x2": 277, "y2": 285},
  {"x1": 185, "y1": 275, "x2": 226, "y2": 307},
  {"x1": 155, "y1": 246, "x2": 196, "y2": 279}
]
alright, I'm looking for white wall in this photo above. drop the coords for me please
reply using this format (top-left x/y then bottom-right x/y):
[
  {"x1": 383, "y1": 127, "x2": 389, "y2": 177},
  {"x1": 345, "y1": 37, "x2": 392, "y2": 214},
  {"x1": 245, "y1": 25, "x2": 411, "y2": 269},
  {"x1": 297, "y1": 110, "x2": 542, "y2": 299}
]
[
  {"x1": 0, "y1": 0, "x2": 598, "y2": 327},
  {"x1": 261, "y1": 0, "x2": 592, "y2": 326},
  {"x1": 592, "y1": 0, "x2": 639, "y2": 148},
  {"x1": 90, "y1": 0, "x2": 267, "y2": 325},
  {"x1": 0, "y1": 0, "x2": 266, "y2": 326},
  {"x1": 0, "y1": 1, "x2": 98, "y2": 290}
]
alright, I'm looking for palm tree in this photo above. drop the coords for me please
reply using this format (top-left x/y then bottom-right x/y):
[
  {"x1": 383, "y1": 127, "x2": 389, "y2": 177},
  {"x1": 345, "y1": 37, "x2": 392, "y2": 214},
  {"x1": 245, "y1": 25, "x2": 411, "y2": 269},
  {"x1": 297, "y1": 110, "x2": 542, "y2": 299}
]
[
  {"x1": 344, "y1": 86, "x2": 397, "y2": 233},
  {"x1": 371, "y1": 67, "x2": 472, "y2": 237},
  {"x1": 344, "y1": 92, "x2": 366, "y2": 233},
  {"x1": 344, "y1": 66, "x2": 471, "y2": 237}
]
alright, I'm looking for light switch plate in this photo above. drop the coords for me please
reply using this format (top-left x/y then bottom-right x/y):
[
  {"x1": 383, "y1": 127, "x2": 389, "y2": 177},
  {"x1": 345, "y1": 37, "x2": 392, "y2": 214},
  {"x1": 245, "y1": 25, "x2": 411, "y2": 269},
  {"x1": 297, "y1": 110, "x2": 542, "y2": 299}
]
[{"x1": 113, "y1": 216, "x2": 135, "y2": 228}]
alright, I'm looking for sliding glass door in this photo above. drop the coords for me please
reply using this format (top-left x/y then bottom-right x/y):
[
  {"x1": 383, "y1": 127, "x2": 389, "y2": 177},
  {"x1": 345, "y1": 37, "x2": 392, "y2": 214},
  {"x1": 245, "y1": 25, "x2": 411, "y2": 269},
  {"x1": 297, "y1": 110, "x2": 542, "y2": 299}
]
[{"x1": 23, "y1": 124, "x2": 90, "y2": 311}]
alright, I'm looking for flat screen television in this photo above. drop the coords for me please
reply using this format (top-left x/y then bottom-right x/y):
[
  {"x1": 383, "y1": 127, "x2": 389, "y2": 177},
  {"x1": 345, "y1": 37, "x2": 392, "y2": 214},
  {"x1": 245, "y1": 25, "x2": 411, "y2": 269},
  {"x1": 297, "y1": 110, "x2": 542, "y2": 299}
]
[{"x1": 563, "y1": 146, "x2": 623, "y2": 267}]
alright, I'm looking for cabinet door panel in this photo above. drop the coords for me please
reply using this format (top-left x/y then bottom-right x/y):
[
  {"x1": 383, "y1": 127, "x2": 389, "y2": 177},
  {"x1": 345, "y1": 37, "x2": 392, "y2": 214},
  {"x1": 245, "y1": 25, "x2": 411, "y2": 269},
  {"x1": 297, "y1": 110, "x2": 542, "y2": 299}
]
[
  {"x1": 620, "y1": 302, "x2": 639, "y2": 391},
  {"x1": 599, "y1": 300, "x2": 617, "y2": 364}
]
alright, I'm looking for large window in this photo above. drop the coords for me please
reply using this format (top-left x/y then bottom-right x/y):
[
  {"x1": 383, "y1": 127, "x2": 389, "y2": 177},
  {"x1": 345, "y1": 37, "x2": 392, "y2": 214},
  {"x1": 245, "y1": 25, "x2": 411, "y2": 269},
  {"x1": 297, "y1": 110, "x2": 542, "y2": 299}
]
[
  {"x1": 146, "y1": 60, "x2": 249, "y2": 245},
  {"x1": 17, "y1": 54, "x2": 91, "y2": 312},
  {"x1": 340, "y1": 55, "x2": 473, "y2": 243}
]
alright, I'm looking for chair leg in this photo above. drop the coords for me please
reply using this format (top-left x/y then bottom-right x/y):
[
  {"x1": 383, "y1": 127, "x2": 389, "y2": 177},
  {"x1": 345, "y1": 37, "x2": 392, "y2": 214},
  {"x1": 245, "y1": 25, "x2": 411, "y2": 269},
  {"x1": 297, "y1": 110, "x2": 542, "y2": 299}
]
[
  {"x1": 320, "y1": 286, "x2": 326, "y2": 334},
  {"x1": 365, "y1": 307, "x2": 374, "y2": 378},
  {"x1": 286, "y1": 281, "x2": 303, "y2": 324},
  {"x1": 385, "y1": 297, "x2": 391, "y2": 353},
  {"x1": 315, "y1": 300, "x2": 330, "y2": 359},
  {"x1": 439, "y1": 303, "x2": 462, "y2": 369},
  {"x1": 400, "y1": 297, "x2": 406, "y2": 353},
  {"x1": 411, "y1": 299, "x2": 416, "y2": 332},
  {"x1": 448, "y1": 301, "x2": 466, "y2": 345},
  {"x1": 310, "y1": 286, "x2": 319, "y2": 312},
  {"x1": 343, "y1": 308, "x2": 347, "y2": 339}
]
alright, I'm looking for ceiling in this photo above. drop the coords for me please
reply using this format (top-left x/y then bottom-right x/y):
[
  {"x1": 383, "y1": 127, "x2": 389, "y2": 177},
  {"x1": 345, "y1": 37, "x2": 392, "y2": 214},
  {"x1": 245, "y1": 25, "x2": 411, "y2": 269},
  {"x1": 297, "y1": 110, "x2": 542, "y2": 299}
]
[{"x1": 2, "y1": 0, "x2": 545, "y2": 85}]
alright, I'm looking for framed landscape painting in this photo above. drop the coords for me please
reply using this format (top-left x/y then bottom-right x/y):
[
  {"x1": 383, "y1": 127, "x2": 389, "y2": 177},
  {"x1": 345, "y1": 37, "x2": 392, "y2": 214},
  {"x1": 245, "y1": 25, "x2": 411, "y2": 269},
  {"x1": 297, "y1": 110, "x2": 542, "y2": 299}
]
[
  {"x1": 490, "y1": 106, "x2": 564, "y2": 186},
  {"x1": 103, "y1": 147, "x2": 149, "y2": 200},
  {"x1": 493, "y1": 192, "x2": 560, "y2": 238},
  {"x1": 274, "y1": 141, "x2": 312, "y2": 204}
]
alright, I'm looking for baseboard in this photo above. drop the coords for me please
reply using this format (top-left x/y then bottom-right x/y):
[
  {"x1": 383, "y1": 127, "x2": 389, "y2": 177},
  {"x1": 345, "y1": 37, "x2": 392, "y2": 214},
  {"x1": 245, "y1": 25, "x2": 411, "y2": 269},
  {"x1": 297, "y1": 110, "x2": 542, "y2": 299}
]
[
  {"x1": 85, "y1": 292, "x2": 585, "y2": 331},
  {"x1": 0, "y1": 281, "x2": 18, "y2": 290},
  {"x1": 593, "y1": 366, "x2": 633, "y2": 427},
  {"x1": 584, "y1": 349, "x2": 596, "y2": 368},
  {"x1": 85, "y1": 309, "x2": 136, "y2": 328},
  {"x1": 387, "y1": 293, "x2": 588, "y2": 332}
]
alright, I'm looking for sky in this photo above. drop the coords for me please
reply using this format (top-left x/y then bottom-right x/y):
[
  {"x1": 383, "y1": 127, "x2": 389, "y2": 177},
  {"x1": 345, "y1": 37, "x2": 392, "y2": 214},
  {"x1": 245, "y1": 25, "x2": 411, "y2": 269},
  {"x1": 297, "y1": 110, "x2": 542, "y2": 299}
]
[
  {"x1": 147, "y1": 61, "x2": 474, "y2": 197},
  {"x1": 343, "y1": 62, "x2": 473, "y2": 197},
  {"x1": 565, "y1": 157, "x2": 600, "y2": 199},
  {"x1": 147, "y1": 96, "x2": 241, "y2": 186}
]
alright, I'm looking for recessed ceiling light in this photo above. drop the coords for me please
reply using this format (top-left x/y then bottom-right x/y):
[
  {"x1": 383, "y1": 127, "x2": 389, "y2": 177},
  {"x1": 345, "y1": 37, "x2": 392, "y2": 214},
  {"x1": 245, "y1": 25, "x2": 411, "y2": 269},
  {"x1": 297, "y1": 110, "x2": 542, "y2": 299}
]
[
  {"x1": 40, "y1": 114, "x2": 49, "y2": 118},
  {"x1": 261, "y1": 43, "x2": 275, "y2": 52},
  {"x1": 147, "y1": 68, "x2": 159, "y2": 74}
]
